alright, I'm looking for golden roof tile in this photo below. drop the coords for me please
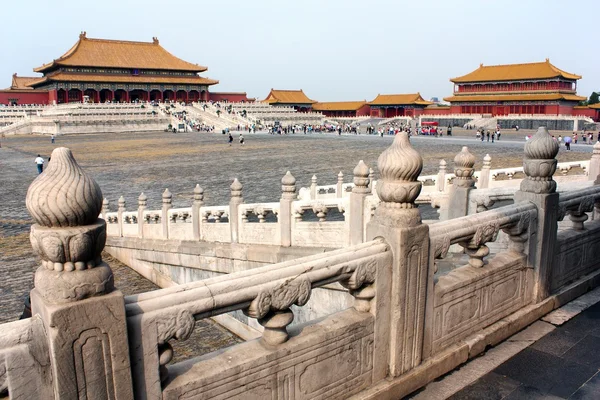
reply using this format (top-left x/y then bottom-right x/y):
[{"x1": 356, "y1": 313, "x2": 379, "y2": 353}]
[
  {"x1": 443, "y1": 93, "x2": 586, "y2": 102},
  {"x1": 10, "y1": 74, "x2": 40, "y2": 90},
  {"x1": 312, "y1": 101, "x2": 367, "y2": 111},
  {"x1": 451, "y1": 59, "x2": 581, "y2": 83},
  {"x1": 28, "y1": 72, "x2": 218, "y2": 87},
  {"x1": 368, "y1": 93, "x2": 432, "y2": 106},
  {"x1": 263, "y1": 89, "x2": 316, "y2": 104},
  {"x1": 34, "y1": 33, "x2": 207, "y2": 73}
]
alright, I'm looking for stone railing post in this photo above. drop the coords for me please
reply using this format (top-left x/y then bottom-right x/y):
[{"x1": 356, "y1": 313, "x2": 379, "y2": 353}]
[
  {"x1": 230, "y1": 178, "x2": 243, "y2": 243},
  {"x1": 349, "y1": 160, "x2": 370, "y2": 245},
  {"x1": 368, "y1": 167, "x2": 375, "y2": 190},
  {"x1": 280, "y1": 171, "x2": 296, "y2": 247},
  {"x1": 101, "y1": 197, "x2": 110, "y2": 218},
  {"x1": 192, "y1": 184, "x2": 204, "y2": 240},
  {"x1": 161, "y1": 188, "x2": 172, "y2": 238},
  {"x1": 27, "y1": 147, "x2": 133, "y2": 399},
  {"x1": 117, "y1": 195, "x2": 126, "y2": 237},
  {"x1": 478, "y1": 154, "x2": 492, "y2": 189},
  {"x1": 137, "y1": 192, "x2": 147, "y2": 238},
  {"x1": 447, "y1": 146, "x2": 476, "y2": 219},
  {"x1": 366, "y1": 132, "x2": 430, "y2": 380},
  {"x1": 589, "y1": 141, "x2": 600, "y2": 182},
  {"x1": 514, "y1": 127, "x2": 559, "y2": 302},
  {"x1": 336, "y1": 171, "x2": 344, "y2": 198},
  {"x1": 436, "y1": 159, "x2": 447, "y2": 192},
  {"x1": 310, "y1": 174, "x2": 317, "y2": 199}
]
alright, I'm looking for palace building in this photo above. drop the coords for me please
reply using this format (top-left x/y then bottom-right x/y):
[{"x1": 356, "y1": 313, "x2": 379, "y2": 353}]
[
  {"x1": 263, "y1": 89, "x2": 316, "y2": 111},
  {"x1": 312, "y1": 101, "x2": 370, "y2": 117},
  {"x1": 24, "y1": 32, "x2": 218, "y2": 104},
  {"x1": 444, "y1": 59, "x2": 586, "y2": 116},
  {"x1": 367, "y1": 94, "x2": 433, "y2": 117}
]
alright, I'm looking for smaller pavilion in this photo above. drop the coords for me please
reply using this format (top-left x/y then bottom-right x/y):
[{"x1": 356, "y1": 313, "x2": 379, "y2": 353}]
[
  {"x1": 263, "y1": 89, "x2": 316, "y2": 111},
  {"x1": 0, "y1": 73, "x2": 49, "y2": 105},
  {"x1": 368, "y1": 94, "x2": 433, "y2": 117},
  {"x1": 312, "y1": 101, "x2": 370, "y2": 117}
]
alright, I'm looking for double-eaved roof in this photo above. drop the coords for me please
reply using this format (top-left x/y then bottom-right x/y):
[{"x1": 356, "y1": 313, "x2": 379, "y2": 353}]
[
  {"x1": 263, "y1": 89, "x2": 316, "y2": 105},
  {"x1": 368, "y1": 93, "x2": 432, "y2": 106},
  {"x1": 451, "y1": 59, "x2": 581, "y2": 83},
  {"x1": 34, "y1": 32, "x2": 207, "y2": 73}
]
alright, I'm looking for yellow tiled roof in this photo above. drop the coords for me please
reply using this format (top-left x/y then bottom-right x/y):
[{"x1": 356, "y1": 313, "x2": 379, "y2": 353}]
[
  {"x1": 368, "y1": 93, "x2": 432, "y2": 106},
  {"x1": 451, "y1": 60, "x2": 581, "y2": 83},
  {"x1": 28, "y1": 72, "x2": 218, "y2": 87},
  {"x1": 10, "y1": 74, "x2": 39, "y2": 90},
  {"x1": 34, "y1": 33, "x2": 207, "y2": 73},
  {"x1": 263, "y1": 89, "x2": 316, "y2": 104},
  {"x1": 312, "y1": 101, "x2": 367, "y2": 111},
  {"x1": 589, "y1": 103, "x2": 600, "y2": 109},
  {"x1": 443, "y1": 93, "x2": 586, "y2": 102}
]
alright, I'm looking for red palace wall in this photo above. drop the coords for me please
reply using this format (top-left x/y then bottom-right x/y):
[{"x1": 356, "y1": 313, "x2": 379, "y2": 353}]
[
  {"x1": 357, "y1": 104, "x2": 370, "y2": 116},
  {"x1": 572, "y1": 108, "x2": 597, "y2": 119},
  {"x1": 422, "y1": 107, "x2": 452, "y2": 115},
  {"x1": 0, "y1": 90, "x2": 49, "y2": 105},
  {"x1": 208, "y1": 92, "x2": 250, "y2": 102}
]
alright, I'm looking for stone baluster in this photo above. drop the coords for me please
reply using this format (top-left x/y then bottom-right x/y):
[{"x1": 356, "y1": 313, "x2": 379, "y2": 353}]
[
  {"x1": 161, "y1": 188, "x2": 172, "y2": 238},
  {"x1": 192, "y1": 184, "x2": 204, "y2": 240},
  {"x1": 460, "y1": 223, "x2": 499, "y2": 267},
  {"x1": 280, "y1": 171, "x2": 296, "y2": 247},
  {"x1": 101, "y1": 197, "x2": 110, "y2": 219},
  {"x1": 349, "y1": 160, "x2": 370, "y2": 245},
  {"x1": 137, "y1": 192, "x2": 147, "y2": 238},
  {"x1": 230, "y1": 178, "x2": 243, "y2": 243},
  {"x1": 448, "y1": 146, "x2": 476, "y2": 220},
  {"x1": 514, "y1": 126, "x2": 559, "y2": 302},
  {"x1": 589, "y1": 141, "x2": 600, "y2": 182},
  {"x1": 312, "y1": 203, "x2": 328, "y2": 221},
  {"x1": 26, "y1": 147, "x2": 133, "y2": 399},
  {"x1": 366, "y1": 132, "x2": 430, "y2": 379},
  {"x1": 336, "y1": 171, "x2": 344, "y2": 198},
  {"x1": 368, "y1": 167, "x2": 375, "y2": 190},
  {"x1": 117, "y1": 195, "x2": 125, "y2": 237},
  {"x1": 478, "y1": 154, "x2": 492, "y2": 189},
  {"x1": 436, "y1": 159, "x2": 447, "y2": 192},
  {"x1": 310, "y1": 174, "x2": 317, "y2": 199}
]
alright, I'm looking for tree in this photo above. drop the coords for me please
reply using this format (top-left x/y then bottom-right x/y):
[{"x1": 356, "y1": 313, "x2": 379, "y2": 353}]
[{"x1": 589, "y1": 92, "x2": 600, "y2": 106}]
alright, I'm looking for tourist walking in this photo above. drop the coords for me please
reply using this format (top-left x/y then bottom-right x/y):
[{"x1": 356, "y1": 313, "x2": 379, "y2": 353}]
[
  {"x1": 51, "y1": 134, "x2": 55, "y2": 143},
  {"x1": 564, "y1": 135, "x2": 572, "y2": 151},
  {"x1": 35, "y1": 154, "x2": 45, "y2": 174},
  {"x1": 239, "y1": 134, "x2": 245, "y2": 146},
  {"x1": 228, "y1": 133, "x2": 233, "y2": 146},
  {"x1": 486, "y1": 131, "x2": 490, "y2": 142}
]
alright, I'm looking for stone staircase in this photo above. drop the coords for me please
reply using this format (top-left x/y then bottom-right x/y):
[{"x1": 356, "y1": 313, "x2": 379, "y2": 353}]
[{"x1": 465, "y1": 116, "x2": 497, "y2": 130}]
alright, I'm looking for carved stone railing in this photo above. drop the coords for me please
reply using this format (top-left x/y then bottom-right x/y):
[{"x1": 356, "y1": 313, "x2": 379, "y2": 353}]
[{"x1": 125, "y1": 239, "x2": 391, "y2": 398}]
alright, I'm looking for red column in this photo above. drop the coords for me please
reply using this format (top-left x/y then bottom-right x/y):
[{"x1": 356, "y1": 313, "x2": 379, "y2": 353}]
[{"x1": 64, "y1": 90, "x2": 69, "y2": 104}]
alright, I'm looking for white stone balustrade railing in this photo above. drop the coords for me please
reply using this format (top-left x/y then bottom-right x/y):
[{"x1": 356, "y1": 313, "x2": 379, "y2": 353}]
[{"x1": 125, "y1": 239, "x2": 391, "y2": 397}]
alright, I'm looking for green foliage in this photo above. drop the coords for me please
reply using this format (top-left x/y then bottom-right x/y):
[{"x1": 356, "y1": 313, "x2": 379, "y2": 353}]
[{"x1": 589, "y1": 92, "x2": 600, "y2": 105}]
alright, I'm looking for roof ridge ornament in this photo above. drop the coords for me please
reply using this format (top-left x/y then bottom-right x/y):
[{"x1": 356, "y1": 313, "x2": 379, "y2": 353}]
[
  {"x1": 152, "y1": 36, "x2": 159, "y2": 44},
  {"x1": 79, "y1": 31, "x2": 87, "y2": 39}
]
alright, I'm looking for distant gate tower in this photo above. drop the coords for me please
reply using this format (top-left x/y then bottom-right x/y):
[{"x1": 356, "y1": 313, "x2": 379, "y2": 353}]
[
  {"x1": 444, "y1": 59, "x2": 585, "y2": 116},
  {"x1": 28, "y1": 32, "x2": 218, "y2": 104}
]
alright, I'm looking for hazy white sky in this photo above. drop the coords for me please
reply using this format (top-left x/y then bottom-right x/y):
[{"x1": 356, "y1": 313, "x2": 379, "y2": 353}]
[{"x1": 2, "y1": 0, "x2": 598, "y2": 102}]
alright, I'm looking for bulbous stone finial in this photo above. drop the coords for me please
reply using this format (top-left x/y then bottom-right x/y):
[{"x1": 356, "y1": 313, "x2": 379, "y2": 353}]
[
  {"x1": 524, "y1": 127, "x2": 559, "y2": 160},
  {"x1": 375, "y1": 132, "x2": 423, "y2": 226},
  {"x1": 138, "y1": 192, "x2": 147, "y2": 207},
  {"x1": 26, "y1": 147, "x2": 113, "y2": 304},
  {"x1": 594, "y1": 141, "x2": 600, "y2": 154},
  {"x1": 231, "y1": 178, "x2": 243, "y2": 198},
  {"x1": 118, "y1": 196, "x2": 126, "y2": 209},
  {"x1": 521, "y1": 127, "x2": 559, "y2": 194},
  {"x1": 311, "y1": 175, "x2": 318, "y2": 184},
  {"x1": 162, "y1": 188, "x2": 172, "y2": 205},
  {"x1": 26, "y1": 147, "x2": 103, "y2": 227},
  {"x1": 453, "y1": 146, "x2": 476, "y2": 188},
  {"x1": 101, "y1": 198, "x2": 110, "y2": 216},
  {"x1": 483, "y1": 154, "x2": 492, "y2": 165},
  {"x1": 281, "y1": 171, "x2": 296, "y2": 199},
  {"x1": 353, "y1": 160, "x2": 370, "y2": 194},
  {"x1": 193, "y1": 184, "x2": 204, "y2": 202},
  {"x1": 338, "y1": 171, "x2": 344, "y2": 180},
  {"x1": 439, "y1": 159, "x2": 447, "y2": 169}
]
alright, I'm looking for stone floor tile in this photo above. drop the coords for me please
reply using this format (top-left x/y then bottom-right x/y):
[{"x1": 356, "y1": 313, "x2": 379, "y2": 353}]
[
  {"x1": 503, "y1": 385, "x2": 565, "y2": 400},
  {"x1": 562, "y1": 334, "x2": 600, "y2": 369},
  {"x1": 530, "y1": 327, "x2": 586, "y2": 357},
  {"x1": 494, "y1": 347, "x2": 598, "y2": 398},
  {"x1": 569, "y1": 370, "x2": 600, "y2": 400},
  {"x1": 446, "y1": 372, "x2": 521, "y2": 400}
]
